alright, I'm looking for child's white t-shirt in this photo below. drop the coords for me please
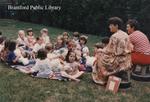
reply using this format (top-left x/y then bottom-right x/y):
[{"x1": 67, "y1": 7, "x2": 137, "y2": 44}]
[
  {"x1": 33, "y1": 43, "x2": 45, "y2": 53},
  {"x1": 53, "y1": 47, "x2": 68, "y2": 58},
  {"x1": 31, "y1": 58, "x2": 52, "y2": 73},
  {"x1": 42, "y1": 35, "x2": 50, "y2": 44},
  {"x1": 16, "y1": 37, "x2": 28, "y2": 46},
  {"x1": 81, "y1": 45, "x2": 89, "y2": 56}
]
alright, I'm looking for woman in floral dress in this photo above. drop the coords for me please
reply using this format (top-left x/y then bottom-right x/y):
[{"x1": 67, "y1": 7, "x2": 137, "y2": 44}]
[{"x1": 92, "y1": 17, "x2": 133, "y2": 85}]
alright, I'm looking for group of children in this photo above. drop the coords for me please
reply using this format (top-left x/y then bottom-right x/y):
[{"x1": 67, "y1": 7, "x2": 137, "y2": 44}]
[{"x1": 0, "y1": 29, "x2": 108, "y2": 82}]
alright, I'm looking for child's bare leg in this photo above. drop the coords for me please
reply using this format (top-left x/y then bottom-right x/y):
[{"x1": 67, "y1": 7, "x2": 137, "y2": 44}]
[
  {"x1": 61, "y1": 71, "x2": 80, "y2": 82},
  {"x1": 72, "y1": 71, "x2": 84, "y2": 79}
]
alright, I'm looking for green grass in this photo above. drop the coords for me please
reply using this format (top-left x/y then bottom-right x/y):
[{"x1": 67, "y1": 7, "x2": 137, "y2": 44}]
[{"x1": 0, "y1": 19, "x2": 150, "y2": 102}]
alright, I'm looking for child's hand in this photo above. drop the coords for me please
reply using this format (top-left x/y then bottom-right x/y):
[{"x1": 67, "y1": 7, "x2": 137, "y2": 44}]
[
  {"x1": 49, "y1": 72, "x2": 54, "y2": 78},
  {"x1": 19, "y1": 68, "x2": 32, "y2": 74},
  {"x1": 68, "y1": 67, "x2": 73, "y2": 72},
  {"x1": 26, "y1": 67, "x2": 32, "y2": 71},
  {"x1": 79, "y1": 64, "x2": 85, "y2": 71},
  {"x1": 16, "y1": 56, "x2": 21, "y2": 59}
]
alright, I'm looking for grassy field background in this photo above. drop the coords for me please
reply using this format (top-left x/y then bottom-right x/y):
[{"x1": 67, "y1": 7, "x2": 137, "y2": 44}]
[{"x1": 0, "y1": 19, "x2": 150, "y2": 102}]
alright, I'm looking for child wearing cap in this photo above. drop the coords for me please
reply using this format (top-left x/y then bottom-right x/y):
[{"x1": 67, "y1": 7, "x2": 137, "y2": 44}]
[
  {"x1": 72, "y1": 32, "x2": 80, "y2": 45},
  {"x1": 26, "y1": 28, "x2": 36, "y2": 50},
  {"x1": 76, "y1": 35, "x2": 89, "y2": 71},
  {"x1": 79, "y1": 35, "x2": 89, "y2": 57},
  {"x1": 16, "y1": 30, "x2": 28, "y2": 47},
  {"x1": 41, "y1": 28, "x2": 50, "y2": 44}
]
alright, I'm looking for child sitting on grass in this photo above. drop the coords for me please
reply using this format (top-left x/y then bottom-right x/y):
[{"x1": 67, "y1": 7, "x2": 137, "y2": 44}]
[
  {"x1": 53, "y1": 35, "x2": 68, "y2": 60},
  {"x1": 54, "y1": 35, "x2": 65, "y2": 50},
  {"x1": 0, "y1": 36, "x2": 6, "y2": 53},
  {"x1": 45, "y1": 43, "x2": 54, "y2": 54},
  {"x1": 72, "y1": 32, "x2": 80, "y2": 45},
  {"x1": 33, "y1": 37, "x2": 45, "y2": 53},
  {"x1": 26, "y1": 28, "x2": 36, "y2": 50},
  {"x1": 93, "y1": 37, "x2": 110, "y2": 57},
  {"x1": 77, "y1": 35, "x2": 90, "y2": 71},
  {"x1": 0, "y1": 39, "x2": 10, "y2": 62},
  {"x1": 16, "y1": 30, "x2": 28, "y2": 48},
  {"x1": 66, "y1": 39, "x2": 77, "y2": 51},
  {"x1": 79, "y1": 35, "x2": 89, "y2": 57},
  {"x1": 62, "y1": 32, "x2": 70, "y2": 46},
  {"x1": 61, "y1": 51, "x2": 84, "y2": 82},
  {"x1": 41, "y1": 28, "x2": 50, "y2": 44},
  {"x1": 32, "y1": 37, "x2": 45, "y2": 59},
  {"x1": 0, "y1": 36, "x2": 7, "y2": 61},
  {"x1": 14, "y1": 44, "x2": 35, "y2": 66},
  {"x1": 93, "y1": 42, "x2": 104, "y2": 57},
  {"x1": 6, "y1": 41, "x2": 21, "y2": 65},
  {"x1": 23, "y1": 49, "x2": 53, "y2": 78}
]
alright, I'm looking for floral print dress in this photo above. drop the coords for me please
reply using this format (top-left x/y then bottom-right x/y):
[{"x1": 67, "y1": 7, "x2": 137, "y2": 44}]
[{"x1": 92, "y1": 30, "x2": 133, "y2": 84}]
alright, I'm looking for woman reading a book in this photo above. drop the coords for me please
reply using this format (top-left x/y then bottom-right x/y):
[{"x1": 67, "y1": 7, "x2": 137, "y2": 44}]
[{"x1": 92, "y1": 17, "x2": 132, "y2": 85}]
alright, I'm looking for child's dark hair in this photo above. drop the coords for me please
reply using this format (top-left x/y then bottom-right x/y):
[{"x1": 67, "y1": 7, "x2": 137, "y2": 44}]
[
  {"x1": 108, "y1": 17, "x2": 123, "y2": 29},
  {"x1": 79, "y1": 35, "x2": 88, "y2": 44},
  {"x1": 62, "y1": 32, "x2": 69, "y2": 37},
  {"x1": 26, "y1": 28, "x2": 33, "y2": 35},
  {"x1": 0, "y1": 36, "x2": 6, "y2": 44},
  {"x1": 0, "y1": 31, "x2": 2, "y2": 35},
  {"x1": 101, "y1": 37, "x2": 109, "y2": 45},
  {"x1": 36, "y1": 37, "x2": 40, "y2": 41},
  {"x1": 66, "y1": 40, "x2": 76, "y2": 50},
  {"x1": 73, "y1": 32, "x2": 80, "y2": 38},
  {"x1": 94, "y1": 42, "x2": 104, "y2": 49},
  {"x1": 36, "y1": 37, "x2": 42, "y2": 41},
  {"x1": 56, "y1": 35, "x2": 65, "y2": 47},
  {"x1": 65, "y1": 51, "x2": 77, "y2": 63},
  {"x1": 127, "y1": 19, "x2": 140, "y2": 30},
  {"x1": 37, "y1": 49, "x2": 47, "y2": 60},
  {"x1": 45, "y1": 43, "x2": 53, "y2": 52},
  {"x1": 4, "y1": 39, "x2": 11, "y2": 49},
  {"x1": 8, "y1": 40, "x2": 16, "y2": 51}
]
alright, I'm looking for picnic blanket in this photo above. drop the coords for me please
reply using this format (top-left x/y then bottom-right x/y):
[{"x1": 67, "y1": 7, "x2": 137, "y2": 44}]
[{"x1": 10, "y1": 63, "x2": 66, "y2": 80}]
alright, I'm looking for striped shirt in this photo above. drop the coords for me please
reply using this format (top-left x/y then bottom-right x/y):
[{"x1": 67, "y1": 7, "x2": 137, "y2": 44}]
[{"x1": 129, "y1": 30, "x2": 150, "y2": 55}]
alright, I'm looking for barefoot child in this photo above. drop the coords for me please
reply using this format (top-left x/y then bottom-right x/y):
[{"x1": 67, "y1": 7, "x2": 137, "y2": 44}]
[{"x1": 61, "y1": 51, "x2": 84, "y2": 82}]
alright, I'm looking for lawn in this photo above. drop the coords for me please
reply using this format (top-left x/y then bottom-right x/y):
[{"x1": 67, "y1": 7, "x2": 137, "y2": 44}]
[{"x1": 0, "y1": 19, "x2": 150, "y2": 102}]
